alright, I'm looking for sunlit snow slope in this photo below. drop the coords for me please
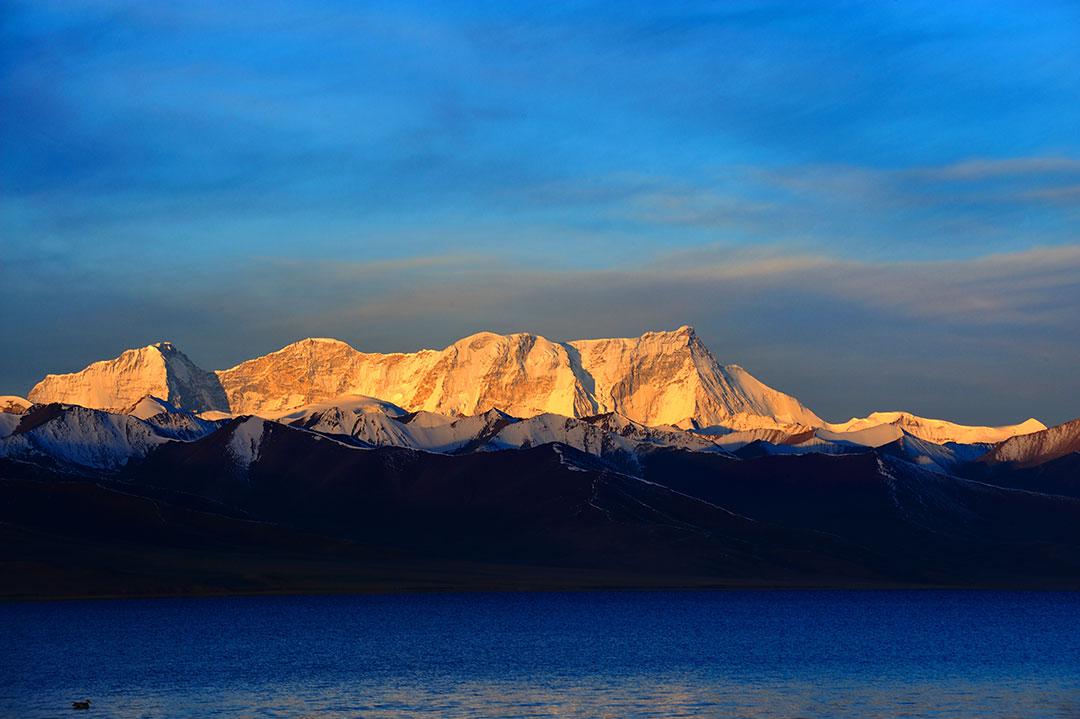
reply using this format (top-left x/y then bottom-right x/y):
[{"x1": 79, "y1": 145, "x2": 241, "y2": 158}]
[{"x1": 24, "y1": 328, "x2": 1044, "y2": 443}]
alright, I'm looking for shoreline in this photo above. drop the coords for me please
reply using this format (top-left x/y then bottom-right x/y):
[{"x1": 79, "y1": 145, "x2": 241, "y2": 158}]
[{"x1": 8, "y1": 576, "x2": 1080, "y2": 604}]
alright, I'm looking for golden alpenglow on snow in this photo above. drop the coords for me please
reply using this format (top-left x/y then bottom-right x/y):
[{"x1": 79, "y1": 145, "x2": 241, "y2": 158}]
[{"x1": 28, "y1": 327, "x2": 1043, "y2": 445}]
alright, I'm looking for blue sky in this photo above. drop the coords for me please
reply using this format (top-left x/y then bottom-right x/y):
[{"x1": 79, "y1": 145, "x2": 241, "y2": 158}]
[{"x1": 2, "y1": 0, "x2": 1079, "y2": 424}]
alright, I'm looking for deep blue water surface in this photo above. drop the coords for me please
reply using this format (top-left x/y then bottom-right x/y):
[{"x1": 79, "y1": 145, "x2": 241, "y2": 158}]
[{"x1": 2, "y1": 591, "x2": 1079, "y2": 718}]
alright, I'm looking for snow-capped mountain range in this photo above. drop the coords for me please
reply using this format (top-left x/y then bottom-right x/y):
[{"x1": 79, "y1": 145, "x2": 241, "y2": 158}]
[
  {"x1": 23, "y1": 327, "x2": 1044, "y2": 444},
  {"x1": 3, "y1": 389, "x2": 1074, "y2": 481},
  {"x1": 29, "y1": 327, "x2": 822, "y2": 429},
  {"x1": 6, "y1": 329, "x2": 1078, "y2": 596}
]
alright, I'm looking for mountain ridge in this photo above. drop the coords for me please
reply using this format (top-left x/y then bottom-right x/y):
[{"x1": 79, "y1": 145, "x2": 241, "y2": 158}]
[
  {"x1": 24, "y1": 328, "x2": 1044, "y2": 444},
  {"x1": 981, "y1": 417, "x2": 1080, "y2": 468},
  {"x1": 27, "y1": 328, "x2": 822, "y2": 431}
]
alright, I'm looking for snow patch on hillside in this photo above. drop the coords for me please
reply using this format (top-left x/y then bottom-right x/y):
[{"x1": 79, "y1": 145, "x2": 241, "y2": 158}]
[
  {"x1": 227, "y1": 417, "x2": 267, "y2": 470},
  {"x1": 0, "y1": 404, "x2": 172, "y2": 470}
]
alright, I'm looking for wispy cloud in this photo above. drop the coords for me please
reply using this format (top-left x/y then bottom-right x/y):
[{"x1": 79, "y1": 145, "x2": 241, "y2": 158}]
[{"x1": 909, "y1": 156, "x2": 1080, "y2": 181}]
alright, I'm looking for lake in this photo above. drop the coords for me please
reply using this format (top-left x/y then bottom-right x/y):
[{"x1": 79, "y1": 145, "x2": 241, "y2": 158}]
[{"x1": 2, "y1": 590, "x2": 1078, "y2": 718}]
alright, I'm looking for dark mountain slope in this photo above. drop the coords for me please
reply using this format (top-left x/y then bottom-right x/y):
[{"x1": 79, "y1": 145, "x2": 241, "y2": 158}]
[
  {"x1": 121, "y1": 420, "x2": 874, "y2": 581},
  {"x1": 4, "y1": 407, "x2": 1080, "y2": 597},
  {"x1": 962, "y1": 453, "x2": 1080, "y2": 500},
  {"x1": 638, "y1": 449, "x2": 1080, "y2": 584}
]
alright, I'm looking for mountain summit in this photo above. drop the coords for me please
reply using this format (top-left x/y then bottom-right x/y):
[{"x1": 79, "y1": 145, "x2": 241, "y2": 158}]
[
  {"x1": 28, "y1": 328, "x2": 818, "y2": 430},
  {"x1": 28, "y1": 342, "x2": 228, "y2": 413},
  {"x1": 217, "y1": 326, "x2": 821, "y2": 429},
  {"x1": 23, "y1": 328, "x2": 1044, "y2": 443}
]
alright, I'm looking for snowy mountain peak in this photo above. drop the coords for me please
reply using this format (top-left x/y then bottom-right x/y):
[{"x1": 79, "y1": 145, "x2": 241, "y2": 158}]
[
  {"x1": 0, "y1": 402, "x2": 174, "y2": 470},
  {"x1": 217, "y1": 338, "x2": 369, "y2": 416},
  {"x1": 28, "y1": 342, "x2": 228, "y2": 414},
  {"x1": 825, "y1": 411, "x2": 1046, "y2": 445},
  {"x1": 633, "y1": 325, "x2": 696, "y2": 343},
  {"x1": 123, "y1": 395, "x2": 180, "y2": 420},
  {"x1": 21, "y1": 330, "x2": 1051, "y2": 444},
  {"x1": 669, "y1": 324, "x2": 697, "y2": 340},
  {"x1": 225, "y1": 416, "x2": 269, "y2": 471},
  {"x1": 21, "y1": 329, "x2": 825, "y2": 430}
]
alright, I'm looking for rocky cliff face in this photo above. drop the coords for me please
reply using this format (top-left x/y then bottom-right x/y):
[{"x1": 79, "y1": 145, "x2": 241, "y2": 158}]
[{"x1": 28, "y1": 342, "x2": 228, "y2": 413}]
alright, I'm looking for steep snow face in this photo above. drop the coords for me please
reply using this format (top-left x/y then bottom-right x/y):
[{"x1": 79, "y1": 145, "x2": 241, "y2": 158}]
[
  {"x1": 226, "y1": 416, "x2": 268, "y2": 470},
  {"x1": 275, "y1": 395, "x2": 409, "y2": 428},
  {"x1": 123, "y1": 395, "x2": 180, "y2": 420},
  {"x1": 219, "y1": 334, "x2": 590, "y2": 419},
  {"x1": 217, "y1": 339, "x2": 376, "y2": 418},
  {"x1": 283, "y1": 400, "x2": 514, "y2": 453},
  {"x1": 0, "y1": 396, "x2": 31, "y2": 414},
  {"x1": 816, "y1": 424, "x2": 904, "y2": 448},
  {"x1": 279, "y1": 395, "x2": 419, "y2": 448},
  {"x1": 280, "y1": 396, "x2": 727, "y2": 458},
  {"x1": 396, "y1": 408, "x2": 514, "y2": 452},
  {"x1": 0, "y1": 404, "x2": 173, "y2": 470},
  {"x1": 731, "y1": 431, "x2": 992, "y2": 470},
  {"x1": 28, "y1": 343, "x2": 228, "y2": 413},
  {"x1": 736, "y1": 436, "x2": 866, "y2": 458},
  {"x1": 878, "y1": 432, "x2": 992, "y2": 474},
  {"x1": 706, "y1": 426, "x2": 816, "y2": 450},
  {"x1": 121, "y1": 395, "x2": 220, "y2": 441},
  {"x1": 568, "y1": 326, "x2": 821, "y2": 429},
  {"x1": 487, "y1": 411, "x2": 725, "y2": 457},
  {"x1": 983, "y1": 417, "x2": 1080, "y2": 467},
  {"x1": 825, "y1": 411, "x2": 1045, "y2": 445},
  {"x1": 404, "y1": 332, "x2": 592, "y2": 418},
  {"x1": 214, "y1": 327, "x2": 820, "y2": 430}
]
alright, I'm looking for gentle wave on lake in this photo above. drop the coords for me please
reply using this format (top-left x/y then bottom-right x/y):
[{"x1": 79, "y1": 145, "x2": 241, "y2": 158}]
[{"x1": 2, "y1": 591, "x2": 1079, "y2": 718}]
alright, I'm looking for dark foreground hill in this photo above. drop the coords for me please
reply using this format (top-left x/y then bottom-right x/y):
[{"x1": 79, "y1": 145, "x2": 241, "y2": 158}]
[{"x1": 3, "y1": 409, "x2": 1080, "y2": 598}]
